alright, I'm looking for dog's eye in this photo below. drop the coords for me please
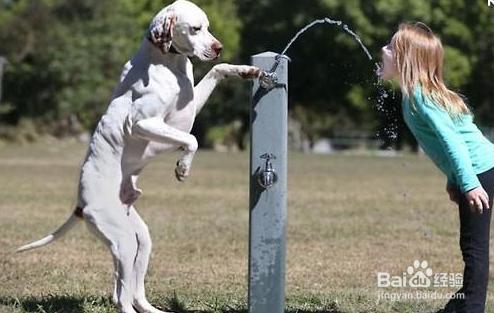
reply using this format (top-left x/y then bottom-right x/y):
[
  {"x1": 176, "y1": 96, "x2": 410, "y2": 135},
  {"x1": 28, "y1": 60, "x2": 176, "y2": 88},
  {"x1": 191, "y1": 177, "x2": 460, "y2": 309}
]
[{"x1": 191, "y1": 26, "x2": 202, "y2": 32}]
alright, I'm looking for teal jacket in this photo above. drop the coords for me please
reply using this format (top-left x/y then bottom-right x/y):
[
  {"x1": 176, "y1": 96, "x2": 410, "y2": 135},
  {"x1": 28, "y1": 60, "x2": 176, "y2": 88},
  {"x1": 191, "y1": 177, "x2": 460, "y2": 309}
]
[{"x1": 402, "y1": 87, "x2": 494, "y2": 193}]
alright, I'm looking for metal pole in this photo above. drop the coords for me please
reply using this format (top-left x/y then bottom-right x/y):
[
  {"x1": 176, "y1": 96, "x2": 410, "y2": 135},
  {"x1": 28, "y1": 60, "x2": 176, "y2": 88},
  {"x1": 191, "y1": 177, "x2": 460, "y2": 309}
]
[{"x1": 248, "y1": 52, "x2": 288, "y2": 313}]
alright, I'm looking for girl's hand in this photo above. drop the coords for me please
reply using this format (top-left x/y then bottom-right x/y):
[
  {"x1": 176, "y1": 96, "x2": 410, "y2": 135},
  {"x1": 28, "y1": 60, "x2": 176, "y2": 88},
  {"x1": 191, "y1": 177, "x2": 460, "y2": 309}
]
[
  {"x1": 446, "y1": 185, "x2": 459, "y2": 205},
  {"x1": 465, "y1": 186, "x2": 490, "y2": 214}
]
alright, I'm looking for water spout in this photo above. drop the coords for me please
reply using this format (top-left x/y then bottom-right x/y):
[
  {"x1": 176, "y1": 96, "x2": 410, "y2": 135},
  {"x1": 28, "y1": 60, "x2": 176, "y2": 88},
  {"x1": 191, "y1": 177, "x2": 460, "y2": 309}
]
[{"x1": 259, "y1": 18, "x2": 374, "y2": 90}]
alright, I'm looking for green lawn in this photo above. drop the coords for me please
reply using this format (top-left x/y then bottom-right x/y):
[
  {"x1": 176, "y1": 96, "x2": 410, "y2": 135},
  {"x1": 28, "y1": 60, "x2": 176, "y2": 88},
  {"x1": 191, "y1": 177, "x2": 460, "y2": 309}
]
[{"x1": 0, "y1": 140, "x2": 492, "y2": 313}]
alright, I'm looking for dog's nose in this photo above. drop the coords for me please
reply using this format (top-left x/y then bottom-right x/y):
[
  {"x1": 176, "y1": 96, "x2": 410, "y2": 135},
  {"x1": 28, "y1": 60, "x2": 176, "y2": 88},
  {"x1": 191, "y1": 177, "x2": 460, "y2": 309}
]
[{"x1": 212, "y1": 42, "x2": 223, "y2": 55}]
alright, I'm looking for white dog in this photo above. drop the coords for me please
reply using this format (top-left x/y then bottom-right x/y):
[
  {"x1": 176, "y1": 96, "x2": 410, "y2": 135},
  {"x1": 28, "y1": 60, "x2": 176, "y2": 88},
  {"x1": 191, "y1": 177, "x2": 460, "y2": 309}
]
[{"x1": 17, "y1": 1, "x2": 260, "y2": 312}]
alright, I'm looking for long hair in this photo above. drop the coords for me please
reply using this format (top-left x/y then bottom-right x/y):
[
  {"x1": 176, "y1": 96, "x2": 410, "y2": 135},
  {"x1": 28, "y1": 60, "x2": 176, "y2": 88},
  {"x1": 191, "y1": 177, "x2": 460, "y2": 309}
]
[{"x1": 391, "y1": 22, "x2": 470, "y2": 115}]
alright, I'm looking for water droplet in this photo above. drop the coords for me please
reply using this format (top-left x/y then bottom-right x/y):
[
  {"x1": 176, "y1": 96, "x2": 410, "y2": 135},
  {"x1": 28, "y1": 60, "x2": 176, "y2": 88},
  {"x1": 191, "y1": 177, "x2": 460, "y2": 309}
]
[{"x1": 373, "y1": 79, "x2": 399, "y2": 143}]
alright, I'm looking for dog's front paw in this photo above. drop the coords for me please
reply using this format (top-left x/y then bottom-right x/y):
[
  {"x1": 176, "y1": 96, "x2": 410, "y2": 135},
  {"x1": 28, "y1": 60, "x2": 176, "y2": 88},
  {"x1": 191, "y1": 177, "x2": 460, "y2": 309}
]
[
  {"x1": 213, "y1": 64, "x2": 261, "y2": 79},
  {"x1": 237, "y1": 65, "x2": 261, "y2": 79},
  {"x1": 175, "y1": 160, "x2": 190, "y2": 182}
]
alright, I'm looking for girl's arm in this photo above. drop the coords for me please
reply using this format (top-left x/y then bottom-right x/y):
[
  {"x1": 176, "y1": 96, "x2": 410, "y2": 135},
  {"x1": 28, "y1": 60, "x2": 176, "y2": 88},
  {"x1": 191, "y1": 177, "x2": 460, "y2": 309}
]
[
  {"x1": 413, "y1": 93, "x2": 480, "y2": 193},
  {"x1": 415, "y1": 96, "x2": 489, "y2": 212},
  {"x1": 446, "y1": 174, "x2": 456, "y2": 189}
]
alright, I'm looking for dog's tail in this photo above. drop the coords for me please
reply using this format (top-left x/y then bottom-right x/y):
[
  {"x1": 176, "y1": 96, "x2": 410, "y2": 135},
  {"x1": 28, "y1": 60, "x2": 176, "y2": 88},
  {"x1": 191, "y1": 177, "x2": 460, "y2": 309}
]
[{"x1": 16, "y1": 207, "x2": 83, "y2": 253}]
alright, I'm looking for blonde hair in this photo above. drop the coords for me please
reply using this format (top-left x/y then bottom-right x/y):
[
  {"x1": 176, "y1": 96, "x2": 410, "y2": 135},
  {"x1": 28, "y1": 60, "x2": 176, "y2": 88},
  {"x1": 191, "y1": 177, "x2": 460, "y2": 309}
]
[{"x1": 391, "y1": 22, "x2": 470, "y2": 115}]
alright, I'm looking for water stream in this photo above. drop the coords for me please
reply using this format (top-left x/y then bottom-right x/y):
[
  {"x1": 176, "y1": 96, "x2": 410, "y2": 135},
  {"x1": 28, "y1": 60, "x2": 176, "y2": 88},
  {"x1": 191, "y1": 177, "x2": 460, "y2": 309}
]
[
  {"x1": 280, "y1": 18, "x2": 373, "y2": 61},
  {"x1": 260, "y1": 17, "x2": 399, "y2": 142}
]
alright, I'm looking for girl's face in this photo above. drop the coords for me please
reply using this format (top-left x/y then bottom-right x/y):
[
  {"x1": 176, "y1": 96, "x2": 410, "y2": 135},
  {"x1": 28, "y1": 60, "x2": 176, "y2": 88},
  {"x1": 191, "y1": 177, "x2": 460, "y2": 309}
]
[{"x1": 379, "y1": 41, "x2": 398, "y2": 80}]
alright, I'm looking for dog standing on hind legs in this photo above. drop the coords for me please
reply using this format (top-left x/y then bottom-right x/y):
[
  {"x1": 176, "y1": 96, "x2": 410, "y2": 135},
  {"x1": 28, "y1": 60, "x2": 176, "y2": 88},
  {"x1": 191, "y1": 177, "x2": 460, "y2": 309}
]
[{"x1": 16, "y1": 1, "x2": 260, "y2": 312}]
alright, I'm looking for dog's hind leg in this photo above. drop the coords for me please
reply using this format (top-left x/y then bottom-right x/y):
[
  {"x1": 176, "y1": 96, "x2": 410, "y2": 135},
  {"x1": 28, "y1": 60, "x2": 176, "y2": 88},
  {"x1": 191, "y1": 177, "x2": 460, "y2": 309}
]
[
  {"x1": 112, "y1": 254, "x2": 120, "y2": 305},
  {"x1": 83, "y1": 208, "x2": 140, "y2": 313},
  {"x1": 128, "y1": 207, "x2": 170, "y2": 313}
]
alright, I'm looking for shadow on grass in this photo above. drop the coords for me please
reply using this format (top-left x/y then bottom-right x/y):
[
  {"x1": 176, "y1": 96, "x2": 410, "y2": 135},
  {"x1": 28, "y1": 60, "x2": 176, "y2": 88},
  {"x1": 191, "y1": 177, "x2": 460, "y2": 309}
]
[
  {"x1": 165, "y1": 292, "x2": 342, "y2": 313},
  {"x1": 0, "y1": 294, "x2": 109, "y2": 313},
  {"x1": 173, "y1": 310, "x2": 340, "y2": 313},
  {"x1": 0, "y1": 293, "x2": 345, "y2": 313}
]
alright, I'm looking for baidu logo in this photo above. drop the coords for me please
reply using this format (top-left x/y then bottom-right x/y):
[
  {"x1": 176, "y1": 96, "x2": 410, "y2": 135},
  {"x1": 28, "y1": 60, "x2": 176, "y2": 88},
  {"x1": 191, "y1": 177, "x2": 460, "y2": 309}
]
[
  {"x1": 377, "y1": 259, "x2": 463, "y2": 288},
  {"x1": 377, "y1": 259, "x2": 464, "y2": 302},
  {"x1": 377, "y1": 260, "x2": 433, "y2": 288}
]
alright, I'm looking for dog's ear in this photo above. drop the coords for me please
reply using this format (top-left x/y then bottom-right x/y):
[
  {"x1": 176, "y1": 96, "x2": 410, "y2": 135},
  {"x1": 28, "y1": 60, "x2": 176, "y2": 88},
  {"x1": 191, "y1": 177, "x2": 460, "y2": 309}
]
[{"x1": 149, "y1": 9, "x2": 177, "y2": 54}]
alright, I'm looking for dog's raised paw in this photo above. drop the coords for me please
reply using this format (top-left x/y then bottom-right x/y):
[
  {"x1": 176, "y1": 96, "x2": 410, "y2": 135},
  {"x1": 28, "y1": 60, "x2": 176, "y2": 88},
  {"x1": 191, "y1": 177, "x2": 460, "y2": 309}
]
[
  {"x1": 174, "y1": 160, "x2": 190, "y2": 182},
  {"x1": 239, "y1": 66, "x2": 261, "y2": 79}
]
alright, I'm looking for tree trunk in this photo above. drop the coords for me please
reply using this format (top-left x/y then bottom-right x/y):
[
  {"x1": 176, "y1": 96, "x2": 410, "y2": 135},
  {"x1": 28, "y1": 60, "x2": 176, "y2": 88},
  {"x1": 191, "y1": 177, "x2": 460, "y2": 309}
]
[{"x1": 0, "y1": 56, "x2": 7, "y2": 105}]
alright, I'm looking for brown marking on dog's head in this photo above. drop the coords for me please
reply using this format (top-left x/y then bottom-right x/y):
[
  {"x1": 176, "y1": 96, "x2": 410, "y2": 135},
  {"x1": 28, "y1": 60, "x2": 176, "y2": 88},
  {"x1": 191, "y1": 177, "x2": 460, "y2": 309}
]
[{"x1": 149, "y1": 9, "x2": 177, "y2": 54}]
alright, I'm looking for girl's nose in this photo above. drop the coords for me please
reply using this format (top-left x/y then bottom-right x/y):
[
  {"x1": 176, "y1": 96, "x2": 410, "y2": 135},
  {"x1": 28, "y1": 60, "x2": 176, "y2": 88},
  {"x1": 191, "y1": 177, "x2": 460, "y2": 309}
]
[
  {"x1": 382, "y1": 45, "x2": 393, "y2": 57},
  {"x1": 381, "y1": 46, "x2": 387, "y2": 57}
]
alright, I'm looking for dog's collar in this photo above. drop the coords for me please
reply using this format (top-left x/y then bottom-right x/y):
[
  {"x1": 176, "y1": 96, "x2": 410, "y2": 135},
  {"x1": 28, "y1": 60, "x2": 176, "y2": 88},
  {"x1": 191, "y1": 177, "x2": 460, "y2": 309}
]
[{"x1": 146, "y1": 36, "x2": 180, "y2": 55}]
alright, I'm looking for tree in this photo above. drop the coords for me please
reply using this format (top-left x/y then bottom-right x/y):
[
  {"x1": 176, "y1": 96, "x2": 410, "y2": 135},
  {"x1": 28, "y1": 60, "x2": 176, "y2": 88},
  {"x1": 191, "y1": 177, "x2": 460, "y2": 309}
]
[
  {"x1": 238, "y1": 0, "x2": 494, "y2": 147},
  {"x1": 0, "y1": 0, "x2": 244, "y2": 139},
  {"x1": 0, "y1": 0, "x2": 492, "y2": 150},
  {"x1": 0, "y1": 57, "x2": 8, "y2": 106}
]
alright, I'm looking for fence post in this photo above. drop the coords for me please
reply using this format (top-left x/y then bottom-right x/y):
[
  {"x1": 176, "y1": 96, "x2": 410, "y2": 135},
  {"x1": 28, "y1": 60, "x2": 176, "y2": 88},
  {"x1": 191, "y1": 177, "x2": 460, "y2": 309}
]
[{"x1": 248, "y1": 52, "x2": 288, "y2": 313}]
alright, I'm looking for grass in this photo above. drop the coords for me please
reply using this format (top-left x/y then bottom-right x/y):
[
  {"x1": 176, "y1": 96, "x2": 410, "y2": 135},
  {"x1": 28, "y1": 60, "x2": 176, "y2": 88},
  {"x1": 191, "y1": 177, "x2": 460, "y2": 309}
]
[{"x1": 0, "y1": 139, "x2": 493, "y2": 313}]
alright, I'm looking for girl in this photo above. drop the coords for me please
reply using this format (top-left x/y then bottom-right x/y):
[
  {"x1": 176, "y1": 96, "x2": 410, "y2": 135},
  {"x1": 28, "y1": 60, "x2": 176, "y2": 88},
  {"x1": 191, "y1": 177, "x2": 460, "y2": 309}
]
[{"x1": 379, "y1": 22, "x2": 494, "y2": 313}]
